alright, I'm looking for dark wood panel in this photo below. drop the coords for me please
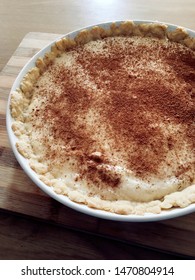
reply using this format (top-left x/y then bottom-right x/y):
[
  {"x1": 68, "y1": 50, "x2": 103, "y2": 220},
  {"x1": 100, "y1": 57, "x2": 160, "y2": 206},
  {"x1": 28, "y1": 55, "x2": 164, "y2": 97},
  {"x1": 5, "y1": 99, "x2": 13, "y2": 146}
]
[{"x1": 0, "y1": 211, "x2": 187, "y2": 260}]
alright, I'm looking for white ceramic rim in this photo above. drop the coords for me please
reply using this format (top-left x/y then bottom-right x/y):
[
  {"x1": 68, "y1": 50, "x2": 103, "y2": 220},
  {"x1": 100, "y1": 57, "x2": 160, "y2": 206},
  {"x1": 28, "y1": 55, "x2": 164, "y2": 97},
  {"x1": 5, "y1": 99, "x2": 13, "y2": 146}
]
[{"x1": 6, "y1": 20, "x2": 195, "y2": 222}]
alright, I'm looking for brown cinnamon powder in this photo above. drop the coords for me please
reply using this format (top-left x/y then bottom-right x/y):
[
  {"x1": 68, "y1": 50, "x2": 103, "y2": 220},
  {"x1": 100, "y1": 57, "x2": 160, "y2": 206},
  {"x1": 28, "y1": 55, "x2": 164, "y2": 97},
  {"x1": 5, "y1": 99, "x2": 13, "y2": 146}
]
[{"x1": 31, "y1": 36, "x2": 195, "y2": 187}]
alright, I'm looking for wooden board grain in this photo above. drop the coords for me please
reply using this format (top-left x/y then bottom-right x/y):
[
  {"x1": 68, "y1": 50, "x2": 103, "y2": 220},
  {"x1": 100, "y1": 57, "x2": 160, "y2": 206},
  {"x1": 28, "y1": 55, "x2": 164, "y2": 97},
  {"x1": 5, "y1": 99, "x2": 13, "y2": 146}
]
[
  {"x1": 0, "y1": 211, "x2": 185, "y2": 260},
  {"x1": 1, "y1": 32, "x2": 195, "y2": 258}
]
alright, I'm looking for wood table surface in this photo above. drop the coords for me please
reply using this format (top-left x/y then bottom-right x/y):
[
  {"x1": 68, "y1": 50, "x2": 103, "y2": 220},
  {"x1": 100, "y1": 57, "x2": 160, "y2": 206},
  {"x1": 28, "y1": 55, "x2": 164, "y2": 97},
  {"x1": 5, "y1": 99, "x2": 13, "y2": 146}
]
[{"x1": 0, "y1": 0, "x2": 195, "y2": 260}]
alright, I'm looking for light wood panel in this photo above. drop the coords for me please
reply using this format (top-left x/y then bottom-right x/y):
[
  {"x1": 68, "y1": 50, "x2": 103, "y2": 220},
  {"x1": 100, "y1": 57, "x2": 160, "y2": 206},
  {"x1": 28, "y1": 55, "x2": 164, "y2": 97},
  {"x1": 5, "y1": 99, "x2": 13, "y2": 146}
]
[{"x1": 1, "y1": 0, "x2": 195, "y2": 71}]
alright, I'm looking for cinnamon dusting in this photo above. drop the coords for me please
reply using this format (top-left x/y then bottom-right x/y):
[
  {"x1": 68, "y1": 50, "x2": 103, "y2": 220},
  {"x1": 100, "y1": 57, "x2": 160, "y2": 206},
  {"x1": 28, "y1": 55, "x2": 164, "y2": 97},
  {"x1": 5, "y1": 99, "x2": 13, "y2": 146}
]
[{"x1": 30, "y1": 36, "x2": 195, "y2": 187}]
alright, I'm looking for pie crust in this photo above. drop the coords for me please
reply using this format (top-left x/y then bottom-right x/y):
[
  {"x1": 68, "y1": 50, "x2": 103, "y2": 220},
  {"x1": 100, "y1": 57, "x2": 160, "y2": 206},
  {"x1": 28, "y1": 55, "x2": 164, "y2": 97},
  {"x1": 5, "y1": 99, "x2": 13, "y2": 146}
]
[{"x1": 10, "y1": 21, "x2": 195, "y2": 215}]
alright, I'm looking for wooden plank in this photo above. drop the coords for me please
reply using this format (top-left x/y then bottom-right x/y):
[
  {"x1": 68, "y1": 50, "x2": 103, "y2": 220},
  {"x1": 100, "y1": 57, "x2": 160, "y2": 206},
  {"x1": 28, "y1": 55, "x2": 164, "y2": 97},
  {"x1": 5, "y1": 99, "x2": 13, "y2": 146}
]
[
  {"x1": 0, "y1": 211, "x2": 184, "y2": 260},
  {"x1": 98, "y1": 214, "x2": 195, "y2": 257},
  {"x1": 0, "y1": 126, "x2": 10, "y2": 148},
  {"x1": 0, "y1": 187, "x2": 98, "y2": 232}
]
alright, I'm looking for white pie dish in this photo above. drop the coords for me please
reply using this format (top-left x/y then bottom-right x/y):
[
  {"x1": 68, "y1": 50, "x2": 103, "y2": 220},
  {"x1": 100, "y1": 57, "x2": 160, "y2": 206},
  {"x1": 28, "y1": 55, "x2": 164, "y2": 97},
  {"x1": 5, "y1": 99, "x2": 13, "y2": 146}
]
[{"x1": 6, "y1": 20, "x2": 195, "y2": 222}]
